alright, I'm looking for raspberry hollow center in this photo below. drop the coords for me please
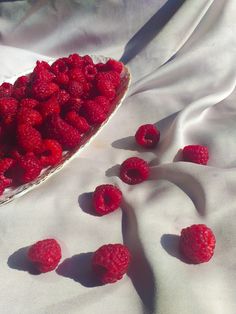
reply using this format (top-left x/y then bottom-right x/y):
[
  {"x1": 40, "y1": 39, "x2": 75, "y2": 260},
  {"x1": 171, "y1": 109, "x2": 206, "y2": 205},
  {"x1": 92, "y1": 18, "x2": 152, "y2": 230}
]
[{"x1": 126, "y1": 168, "x2": 140, "y2": 179}]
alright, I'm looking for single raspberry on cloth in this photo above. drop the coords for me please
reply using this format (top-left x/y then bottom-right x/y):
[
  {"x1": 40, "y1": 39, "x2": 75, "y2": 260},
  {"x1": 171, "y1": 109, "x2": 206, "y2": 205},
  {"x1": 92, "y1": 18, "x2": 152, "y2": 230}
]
[
  {"x1": 92, "y1": 244, "x2": 131, "y2": 284},
  {"x1": 120, "y1": 157, "x2": 150, "y2": 185},
  {"x1": 92, "y1": 184, "x2": 122, "y2": 216},
  {"x1": 135, "y1": 124, "x2": 160, "y2": 148},
  {"x1": 28, "y1": 238, "x2": 62, "y2": 273},
  {"x1": 179, "y1": 224, "x2": 216, "y2": 264},
  {"x1": 182, "y1": 145, "x2": 209, "y2": 165}
]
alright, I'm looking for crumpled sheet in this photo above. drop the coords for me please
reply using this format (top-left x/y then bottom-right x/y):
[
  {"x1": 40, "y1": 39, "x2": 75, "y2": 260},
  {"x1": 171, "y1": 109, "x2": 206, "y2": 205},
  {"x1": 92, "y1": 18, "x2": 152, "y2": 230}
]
[{"x1": 0, "y1": 1, "x2": 236, "y2": 313}]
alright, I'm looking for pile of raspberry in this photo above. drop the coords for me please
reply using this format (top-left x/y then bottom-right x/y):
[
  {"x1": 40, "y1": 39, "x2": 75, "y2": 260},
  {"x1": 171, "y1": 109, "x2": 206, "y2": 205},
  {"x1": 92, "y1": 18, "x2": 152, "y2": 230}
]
[{"x1": 0, "y1": 54, "x2": 123, "y2": 195}]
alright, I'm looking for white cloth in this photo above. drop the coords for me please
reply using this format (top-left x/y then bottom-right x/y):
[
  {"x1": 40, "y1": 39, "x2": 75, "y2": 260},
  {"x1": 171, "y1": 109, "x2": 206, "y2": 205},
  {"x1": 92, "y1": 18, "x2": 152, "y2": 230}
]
[{"x1": 0, "y1": 0, "x2": 236, "y2": 313}]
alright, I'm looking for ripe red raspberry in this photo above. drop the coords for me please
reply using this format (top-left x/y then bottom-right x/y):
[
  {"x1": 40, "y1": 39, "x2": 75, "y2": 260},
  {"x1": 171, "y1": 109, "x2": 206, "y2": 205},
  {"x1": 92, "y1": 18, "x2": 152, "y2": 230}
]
[
  {"x1": 31, "y1": 69, "x2": 55, "y2": 84},
  {"x1": 16, "y1": 152, "x2": 42, "y2": 183},
  {"x1": 96, "y1": 71, "x2": 120, "y2": 88},
  {"x1": 179, "y1": 224, "x2": 216, "y2": 264},
  {"x1": 96, "y1": 79, "x2": 116, "y2": 99},
  {"x1": 31, "y1": 81, "x2": 59, "y2": 100},
  {"x1": 17, "y1": 107, "x2": 43, "y2": 126},
  {"x1": 92, "y1": 184, "x2": 122, "y2": 216},
  {"x1": 51, "y1": 58, "x2": 68, "y2": 75},
  {"x1": 55, "y1": 72, "x2": 69, "y2": 86},
  {"x1": 28, "y1": 238, "x2": 62, "y2": 273},
  {"x1": 106, "y1": 59, "x2": 123, "y2": 74},
  {"x1": 67, "y1": 80, "x2": 85, "y2": 97},
  {"x1": 93, "y1": 96, "x2": 111, "y2": 114},
  {"x1": 0, "y1": 174, "x2": 12, "y2": 195},
  {"x1": 67, "y1": 53, "x2": 84, "y2": 68},
  {"x1": 14, "y1": 76, "x2": 29, "y2": 87},
  {"x1": 0, "y1": 82, "x2": 13, "y2": 98},
  {"x1": 83, "y1": 55, "x2": 94, "y2": 65},
  {"x1": 17, "y1": 124, "x2": 42, "y2": 153},
  {"x1": 68, "y1": 68, "x2": 86, "y2": 83},
  {"x1": 39, "y1": 139, "x2": 62, "y2": 167},
  {"x1": 67, "y1": 97, "x2": 83, "y2": 113},
  {"x1": 92, "y1": 243, "x2": 131, "y2": 284},
  {"x1": 81, "y1": 100, "x2": 107, "y2": 125},
  {"x1": 182, "y1": 145, "x2": 209, "y2": 165},
  {"x1": 0, "y1": 97, "x2": 18, "y2": 125},
  {"x1": 33, "y1": 60, "x2": 51, "y2": 72},
  {"x1": 65, "y1": 111, "x2": 90, "y2": 133},
  {"x1": 84, "y1": 65, "x2": 97, "y2": 81},
  {"x1": 20, "y1": 98, "x2": 39, "y2": 109},
  {"x1": 135, "y1": 124, "x2": 160, "y2": 148},
  {"x1": 0, "y1": 158, "x2": 15, "y2": 194},
  {"x1": 44, "y1": 114, "x2": 81, "y2": 149},
  {"x1": 39, "y1": 96, "x2": 60, "y2": 119},
  {"x1": 12, "y1": 86, "x2": 28, "y2": 100},
  {"x1": 120, "y1": 157, "x2": 150, "y2": 185},
  {"x1": 56, "y1": 90, "x2": 70, "y2": 106}
]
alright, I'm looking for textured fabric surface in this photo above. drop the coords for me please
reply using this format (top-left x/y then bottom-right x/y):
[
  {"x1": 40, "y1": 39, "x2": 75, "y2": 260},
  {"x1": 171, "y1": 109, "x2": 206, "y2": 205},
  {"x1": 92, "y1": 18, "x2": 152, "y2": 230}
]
[{"x1": 0, "y1": 1, "x2": 236, "y2": 313}]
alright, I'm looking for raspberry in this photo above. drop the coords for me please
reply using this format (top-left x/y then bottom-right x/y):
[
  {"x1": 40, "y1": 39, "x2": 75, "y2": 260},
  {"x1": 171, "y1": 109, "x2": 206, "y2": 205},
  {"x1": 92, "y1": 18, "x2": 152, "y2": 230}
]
[
  {"x1": 81, "y1": 100, "x2": 106, "y2": 125},
  {"x1": 84, "y1": 65, "x2": 97, "y2": 81},
  {"x1": 28, "y1": 238, "x2": 61, "y2": 273},
  {"x1": 93, "y1": 96, "x2": 111, "y2": 114},
  {"x1": 0, "y1": 97, "x2": 18, "y2": 125},
  {"x1": 0, "y1": 157, "x2": 15, "y2": 175},
  {"x1": 96, "y1": 79, "x2": 116, "y2": 99},
  {"x1": 34, "y1": 60, "x2": 51, "y2": 72},
  {"x1": 67, "y1": 97, "x2": 83, "y2": 113},
  {"x1": 31, "y1": 81, "x2": 59, "y2": 100},
  {"x1": 182, "y1": 145, "x2": 209, "y2": 165},
  {"x1": 16, "y1": 152, "x2": 42, "y2": 183},
  {"x1": 51, "y1": 58, "x2": 68, "y2": 75},
  {"x1": 14, "y1": 76, "x2": 29, "y2": 87},
  {"x1": 0, "y1": 174, "x2": 12, "y2": 196},
  {"x1": 55, "y1": 72, "x2": 69, "y2": 86},
  {"x1": 20, "y1": 98, "x2": 39, "y2": 109},
  {"x1": 44, "y1": 114, "x2": 81, "y2": 149},
  {"x1": 67, "y1": 80, "x2": 85, "y2": 97},
  {"x1": 0, "y1": 82, "x2": 13, "y2": 98},
  {"x1": 135, "y1": 124, "x2": 160, "y2": 148},
  {"x1": 92, "y1": 184, "x2": 122, "y2": 216},
  {"x1": 56, "y1": 90, "x2": 70, "y2": 106},
  {"x1": 65, "y1": 111, "x2": 90, "y2": 133},
  {"x1": 12, "y1": 86, "x2": 28, "y2": 100},
  {"x1": 17, "y1": 107, "x2": 42, "y2": 126},
  {"x1": 17, "y1": 124, "x2": 42, "y2": 153},
  {"x1": 96, "y1": 71, "x2": 120, "y2": 88},
  {"x1": 67, "y1": 53, "x2": 84, "y2": 68},
  {"x1": 68, "y1": 68, "x2": 86, "y2": 83},
  {"x1": 39, "y1": 139, "x2": 62, "y2": 167},
  {"x1": 39, "y1": 96, "x2": 60, "y2": 119},
  {"x1": 179, "y1": 224, "x2": 216, "y2": 264},
  {"x1": 106, "y1": 59, "x2": 123, "y2": 74},
  {"x1": 96, "y1": 62, "x2": 107, "y2": 72},
  {"x1": 92, "y1": 244, "x2": 131, "y2": 284},
  {"x1": 120, "y1": 157, "x2": 150, "y2": 185},
  {"x1": 83, "y1": 55, "x2": 94, "y2": 65}
]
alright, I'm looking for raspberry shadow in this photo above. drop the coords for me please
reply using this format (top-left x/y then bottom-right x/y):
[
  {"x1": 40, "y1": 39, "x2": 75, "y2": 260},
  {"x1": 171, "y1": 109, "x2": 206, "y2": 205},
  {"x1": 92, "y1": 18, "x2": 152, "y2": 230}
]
[
  {"x1": 7, "y1": 246, "x2": 40, "y2": 275},
  {"x1": 160, "y1": 234, "x2": 191, "y2": 264},
  {"x1": 56, "y1": 253, "x2": 102, "y2": 287},
  {"x1": 78, "y1": 192, "x2": 100, "y2": 216}
]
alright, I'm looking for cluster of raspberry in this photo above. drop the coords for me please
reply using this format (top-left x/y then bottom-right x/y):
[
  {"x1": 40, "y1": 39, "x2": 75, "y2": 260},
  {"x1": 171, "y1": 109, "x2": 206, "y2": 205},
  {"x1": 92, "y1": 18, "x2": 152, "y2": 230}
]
[
  {"x1": 0, "y1": 54, "x2": 122, "y2": 195},
  {"x1": 27, "y1": 123, "x2": 216, "y2": 285}
]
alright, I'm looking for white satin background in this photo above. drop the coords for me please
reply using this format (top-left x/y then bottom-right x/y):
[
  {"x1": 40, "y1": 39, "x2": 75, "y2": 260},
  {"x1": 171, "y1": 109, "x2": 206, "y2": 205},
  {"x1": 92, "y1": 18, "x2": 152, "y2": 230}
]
[{"x1": 0, "y1": 0, "x2": 236, "y2": 313}]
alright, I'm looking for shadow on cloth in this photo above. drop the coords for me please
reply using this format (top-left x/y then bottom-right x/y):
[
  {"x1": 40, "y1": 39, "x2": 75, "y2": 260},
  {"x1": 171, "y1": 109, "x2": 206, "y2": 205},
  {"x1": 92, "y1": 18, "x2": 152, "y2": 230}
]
[
  {"x1": 78, "y1": 192, "x2": 100, "y2": 216},
  {"x1": 56, "y1": 252, "x2": 102, "y2": 287},
  {"x1": 120, "y1": 0, "x2": 185, "y2": 64},
  {"x1": 121, "y1": 200, "x2": 157, "y2": 314},
  {"x1": 160, "y1": 234, "x2": 194, "y2": 264},
  {"x1": 7, "y1": 246, "x2": 40, "y2": 275}
]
